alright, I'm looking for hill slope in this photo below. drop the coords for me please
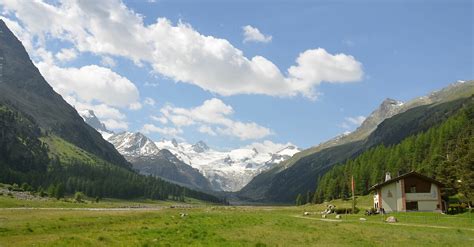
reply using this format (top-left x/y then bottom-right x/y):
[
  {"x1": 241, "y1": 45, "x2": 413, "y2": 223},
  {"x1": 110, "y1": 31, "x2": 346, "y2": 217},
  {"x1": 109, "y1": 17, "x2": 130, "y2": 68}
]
[
  {"x1": 239, "y1": 81, "x2": 474, "y2": 203},
  {"x1": 0, "y1": 19, "x2": 129, "y2": 169}
]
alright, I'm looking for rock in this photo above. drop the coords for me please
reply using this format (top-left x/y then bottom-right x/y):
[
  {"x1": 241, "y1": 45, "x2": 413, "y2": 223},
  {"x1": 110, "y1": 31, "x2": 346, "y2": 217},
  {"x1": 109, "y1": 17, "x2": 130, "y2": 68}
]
[
  {"x1": 322, "y1": 214, "x2": 327, "y2": 218},
  {"x1": 304, "y1": 212, "x2": 310, "y2": 216},
  {"x1": 386, "y1": 216, "x2": 397, "y2": 223},
  {"x1": 335, "y1": 215, "x2": 342, "y2": 219},
  {"x1": 359, "y1": 218, "x2": 367, "y2": 221}
]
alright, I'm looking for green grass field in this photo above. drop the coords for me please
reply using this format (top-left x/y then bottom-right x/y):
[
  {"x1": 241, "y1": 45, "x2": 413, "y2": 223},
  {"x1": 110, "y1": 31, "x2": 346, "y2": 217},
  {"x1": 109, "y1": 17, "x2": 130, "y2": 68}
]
[{"x1": 0, "y1": 195, "x2": 472, "y2": 246}]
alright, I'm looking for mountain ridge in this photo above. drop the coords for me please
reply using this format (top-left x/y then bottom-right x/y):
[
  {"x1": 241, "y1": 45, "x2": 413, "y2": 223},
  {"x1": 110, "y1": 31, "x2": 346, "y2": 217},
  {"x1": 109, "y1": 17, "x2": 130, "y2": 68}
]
[{"x1": 239, "y1": 80, "x2": 474, "y2": 203}]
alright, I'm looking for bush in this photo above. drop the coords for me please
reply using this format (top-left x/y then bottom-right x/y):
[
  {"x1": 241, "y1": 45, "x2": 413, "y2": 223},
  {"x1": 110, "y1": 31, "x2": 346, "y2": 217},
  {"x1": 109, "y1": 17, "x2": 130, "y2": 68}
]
[
  {"x1": 74, "y1": 192, "x2": 85, "y2": 202},
  {"x1": 334, "y1": 207, "x2": 360, "y2": 214},
  {"x1": 21, "y1": 183, "x2": 32, "y2": 192}
]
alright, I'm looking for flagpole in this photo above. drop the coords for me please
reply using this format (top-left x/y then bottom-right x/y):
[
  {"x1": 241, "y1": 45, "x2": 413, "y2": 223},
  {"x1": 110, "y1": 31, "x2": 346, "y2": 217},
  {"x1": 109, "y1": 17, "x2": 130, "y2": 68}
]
[{"x1": 352, "y1": 176, "x2": 355, "y2": 214}]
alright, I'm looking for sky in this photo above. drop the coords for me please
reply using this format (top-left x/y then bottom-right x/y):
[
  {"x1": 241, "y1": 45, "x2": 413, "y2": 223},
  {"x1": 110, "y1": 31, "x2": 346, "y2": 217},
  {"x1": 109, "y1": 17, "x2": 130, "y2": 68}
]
[{"x1": 0, "y1": 0, "x2": 472, "y2": 150}]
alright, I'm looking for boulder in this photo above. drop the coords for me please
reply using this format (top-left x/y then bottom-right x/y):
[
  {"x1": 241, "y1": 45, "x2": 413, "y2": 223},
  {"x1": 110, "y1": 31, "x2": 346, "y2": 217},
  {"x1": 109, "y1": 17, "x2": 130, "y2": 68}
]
[
  {"x1": 386, "y1": 216, "x2": 397, "y2": 223},
  {"x1": 304, "y1": 212, "x2": 310, "y2": 216},
  {"x1": 335, "y1": 215, "x2": 342, "y2": 219}
]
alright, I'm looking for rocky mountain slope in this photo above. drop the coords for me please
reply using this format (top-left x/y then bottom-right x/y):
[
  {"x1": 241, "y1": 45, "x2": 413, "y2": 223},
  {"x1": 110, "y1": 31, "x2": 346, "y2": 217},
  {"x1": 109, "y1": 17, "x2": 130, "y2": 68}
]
[{"x1": 0, "y1": 19, "x2": 130, "y2": 169}]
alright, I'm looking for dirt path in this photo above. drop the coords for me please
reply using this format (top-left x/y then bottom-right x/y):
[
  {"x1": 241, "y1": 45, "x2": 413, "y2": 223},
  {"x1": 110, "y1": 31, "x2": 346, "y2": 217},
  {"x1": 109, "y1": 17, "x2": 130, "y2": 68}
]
[
  {"x1": 0, "y1": 207, "x2": 165, "y2": 211},
  {"x1": 293, "y1": 215, "x2": 474, "y2": 232}
]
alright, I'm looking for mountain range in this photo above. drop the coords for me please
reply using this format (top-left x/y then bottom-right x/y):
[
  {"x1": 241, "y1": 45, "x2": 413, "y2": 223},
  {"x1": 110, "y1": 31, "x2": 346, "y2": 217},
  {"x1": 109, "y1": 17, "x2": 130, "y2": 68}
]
[{"x1": 79, "y1": 110, "x2": 301, "y2": 192}]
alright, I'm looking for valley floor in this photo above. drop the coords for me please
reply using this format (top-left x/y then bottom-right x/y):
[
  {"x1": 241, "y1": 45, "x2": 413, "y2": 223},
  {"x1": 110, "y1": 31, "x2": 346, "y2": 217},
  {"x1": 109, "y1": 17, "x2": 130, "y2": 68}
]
[{"x1": 0, "y1": 197, "x2": 472, "y2": 246}]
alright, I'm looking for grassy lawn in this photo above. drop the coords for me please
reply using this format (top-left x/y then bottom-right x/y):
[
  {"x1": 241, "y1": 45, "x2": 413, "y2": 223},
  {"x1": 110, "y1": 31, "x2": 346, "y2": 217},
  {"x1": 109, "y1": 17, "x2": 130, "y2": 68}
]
[{"x1": 0, "y1": 195, "x2": 472, "y2": 246}]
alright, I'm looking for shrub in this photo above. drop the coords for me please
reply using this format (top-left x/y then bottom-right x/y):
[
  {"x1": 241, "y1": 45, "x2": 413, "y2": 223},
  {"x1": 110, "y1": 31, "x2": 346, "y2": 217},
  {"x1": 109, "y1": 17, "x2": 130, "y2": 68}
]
[
  {"x1": 334, "y1": 207, "x2": 360, "y2": 214},
  {"x1": 74, "y1": 192, "x2": 85, "y2": 202}
]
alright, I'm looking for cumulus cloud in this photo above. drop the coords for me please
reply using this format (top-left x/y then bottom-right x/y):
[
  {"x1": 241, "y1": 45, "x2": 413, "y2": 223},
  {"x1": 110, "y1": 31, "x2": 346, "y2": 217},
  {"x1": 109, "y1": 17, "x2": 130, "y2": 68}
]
[
  {"x1": 141, "y1": 124, "x2": 183, "y2": 136},
  {"x1": 36, "y1": 62, "x2": 140, "y2": 107},
  {"x1": 102, "y1": 119, "x2": 128, "y2": 130},
  {"x1": 1, "y1": 0, "x2": 364, "y2": 99},
  {"x1": 65, "y1": 96, "x2": 128, "y2": 130},
  {"x1": 242, "y1": 25, "x2": 272, "y2": 43},
  {"x1": 55, "y1": 48, "x2": 77, "y2": 62},
  {"x1": 157, "y1": 98, "x2": 272, "y2": 140}
]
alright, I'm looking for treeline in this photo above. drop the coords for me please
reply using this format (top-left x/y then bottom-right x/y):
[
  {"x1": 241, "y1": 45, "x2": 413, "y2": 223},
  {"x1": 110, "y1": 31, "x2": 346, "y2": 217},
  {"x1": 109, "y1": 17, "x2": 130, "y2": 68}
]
[
  {"x1": 0, "y1": 104, "x2": 225, "y2": 204},
  {"x1": 311, "y1": 101, "x2": 473, "y2": 205}
]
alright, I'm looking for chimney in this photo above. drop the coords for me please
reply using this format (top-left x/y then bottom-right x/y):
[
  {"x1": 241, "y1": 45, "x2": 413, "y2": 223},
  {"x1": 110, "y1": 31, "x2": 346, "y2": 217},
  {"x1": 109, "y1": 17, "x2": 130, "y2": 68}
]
[{"x1": 385, "y1": 172, "x2": 391, "y2": 181}]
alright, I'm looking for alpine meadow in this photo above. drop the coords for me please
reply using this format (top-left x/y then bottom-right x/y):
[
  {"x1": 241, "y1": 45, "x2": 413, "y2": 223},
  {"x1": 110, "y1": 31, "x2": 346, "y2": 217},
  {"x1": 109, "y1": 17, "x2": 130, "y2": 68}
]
[{"x1": 0, "y1": 1, "x2": 472, "y2": 246}]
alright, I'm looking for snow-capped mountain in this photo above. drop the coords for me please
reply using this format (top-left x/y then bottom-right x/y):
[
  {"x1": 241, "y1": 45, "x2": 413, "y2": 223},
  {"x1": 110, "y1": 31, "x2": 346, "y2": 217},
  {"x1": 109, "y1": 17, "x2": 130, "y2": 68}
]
[
  {"x1": 79, "y1": 109, "x2": 300, "y2": 192},
  {"x1": 108, "y1": 132, "x2": 160, "y2": 157},
  {"x1": 78, "y1": 110, "x2": 114, "y2": 139},
  {"x1": 107, "y1": 131, "x2": 212, "y2": 191},
  {"x1": 155, "y1": 139, "x2": 300, "y2": 191}
]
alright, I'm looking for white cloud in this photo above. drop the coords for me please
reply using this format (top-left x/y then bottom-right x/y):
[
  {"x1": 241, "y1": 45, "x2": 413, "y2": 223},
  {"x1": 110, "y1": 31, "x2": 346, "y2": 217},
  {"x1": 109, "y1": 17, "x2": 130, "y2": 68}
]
[
  {"x1": 242, "y1": 25, "x2": 272, "y2": 43},
  {"x1": 151, "y1": 115, "x2": 168, "y2": 124},
  {"x1": 340, "y1": 115, "x2": 366, "y2": 130},
  {"x1": 216, "y1": 122, "x2": 272, "y2": 140},
  {"x1": 345, "y1": 116, "x2": 366, "y2": 125},
  {"x1": 157, "y1": 98, "x2": 272, "y2": 140},
  {"x1": 1, "y1": 0, "x2": 363, "y2": 99},
  {"x1": 55, "y1": 48, "x2": 77, "y2": 62},
  {"x1": 36, "y1": 62, "x2": 140, "y2": 108},
  {"x1": 245, "y1": 140, "x2": 295, "y2": 154},
  {"x1": 129, "y1": 102, "x2": 142, "y2": 110},
  {"x1": 144, "y1": 97, "x2": 156, "y2": 106},
  {"x1": 198, "y1": 125, "x2": 217, "y2": 136},
  {"x1": 102, "y1": 119, "x2": 128, "y2": 130},
  {"x1": 141, "y1": 124, "x2": 182, "y2": 136},
  {"x1": 100, "y1": 56, "x2": 117, "y2": 67},
  {"x1": 144, "y1": 81, "x2": 159, "y2": 87},
  {"x1": 65, "y1": 96, "x2": 126, "y2": 120}
]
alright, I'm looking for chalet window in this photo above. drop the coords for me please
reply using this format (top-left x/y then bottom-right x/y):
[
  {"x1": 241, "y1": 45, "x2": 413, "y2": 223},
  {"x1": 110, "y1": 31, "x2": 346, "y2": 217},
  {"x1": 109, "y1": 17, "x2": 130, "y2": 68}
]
[
  {"x1": 410, "y1": 186, "x2": 416, "y2": 193},
  {"x1": 406, "y1": 201, "x2": 418, "y2": 211}
]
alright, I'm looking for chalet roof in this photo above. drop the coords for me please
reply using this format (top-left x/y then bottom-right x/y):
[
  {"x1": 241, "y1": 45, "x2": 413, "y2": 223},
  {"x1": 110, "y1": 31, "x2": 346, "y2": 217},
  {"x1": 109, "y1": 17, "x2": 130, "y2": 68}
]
[{"x1": 369, "y1": 171, "x2": 444, "y2": 191}]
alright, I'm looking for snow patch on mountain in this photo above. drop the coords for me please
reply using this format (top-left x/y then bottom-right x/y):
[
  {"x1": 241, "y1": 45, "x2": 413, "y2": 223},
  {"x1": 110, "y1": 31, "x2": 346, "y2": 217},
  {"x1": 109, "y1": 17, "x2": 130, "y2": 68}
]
[
  {"x1": 79, "y1": 109, "x2": 300, "y2": 192},
  {"x1": 155, "y1": 139, "x2": 300, "y2": 191}
]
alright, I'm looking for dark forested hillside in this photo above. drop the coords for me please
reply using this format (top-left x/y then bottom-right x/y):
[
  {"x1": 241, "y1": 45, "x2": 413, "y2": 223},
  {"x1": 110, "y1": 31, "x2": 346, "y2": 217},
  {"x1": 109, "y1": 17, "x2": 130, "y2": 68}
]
[
  {"x1": 315, "y1": 98, "x2": 473, "y2": 204},
  {"x1": 0, "y1": 103, "x2": 223, "y2": 203}
]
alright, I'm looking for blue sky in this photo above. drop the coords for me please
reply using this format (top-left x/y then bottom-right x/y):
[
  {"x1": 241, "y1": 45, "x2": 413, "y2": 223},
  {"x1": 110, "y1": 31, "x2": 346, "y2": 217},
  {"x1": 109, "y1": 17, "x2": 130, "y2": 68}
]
[{"x1": 1, "y1": 0, "x2": 472, "y2": 149}]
